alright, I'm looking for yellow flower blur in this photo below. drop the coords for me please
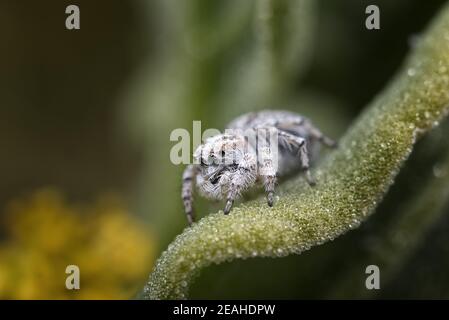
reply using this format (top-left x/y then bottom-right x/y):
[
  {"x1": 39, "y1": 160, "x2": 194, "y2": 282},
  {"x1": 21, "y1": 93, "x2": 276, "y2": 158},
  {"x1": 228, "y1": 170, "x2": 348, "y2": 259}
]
[{"x1": 0, "y1": 189, "x2": 155, "y2": 299}]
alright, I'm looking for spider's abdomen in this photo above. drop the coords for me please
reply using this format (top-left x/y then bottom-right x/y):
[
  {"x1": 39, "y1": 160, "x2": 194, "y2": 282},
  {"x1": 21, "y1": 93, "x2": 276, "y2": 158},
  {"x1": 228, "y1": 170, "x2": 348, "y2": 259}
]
[
  {"x1": 227, "y1": 110, "x2": 320, "y2": 176},
  {"x1": 227, "y1": 110, "x2": 306, "y2": 132}
]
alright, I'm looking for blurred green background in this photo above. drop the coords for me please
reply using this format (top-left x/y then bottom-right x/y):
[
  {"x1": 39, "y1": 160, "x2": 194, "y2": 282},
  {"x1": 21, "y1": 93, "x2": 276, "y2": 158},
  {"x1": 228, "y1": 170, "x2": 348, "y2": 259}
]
[{"x1": 1, "y1": 0, "x2": 448, "y2": 299}]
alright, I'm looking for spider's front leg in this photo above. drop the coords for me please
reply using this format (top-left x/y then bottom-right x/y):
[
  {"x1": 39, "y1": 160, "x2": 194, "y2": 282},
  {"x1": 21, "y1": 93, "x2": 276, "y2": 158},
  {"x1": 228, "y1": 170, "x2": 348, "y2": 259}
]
[
  {"x1": 223, "y1": 172, "x2": 246, "y2": 215},
  {"x1": 223, "y1": 154, "x2": 257, "y2": 214},
  {"x1": 182, "y1": 164, "x2": 198, "y2": 225}
]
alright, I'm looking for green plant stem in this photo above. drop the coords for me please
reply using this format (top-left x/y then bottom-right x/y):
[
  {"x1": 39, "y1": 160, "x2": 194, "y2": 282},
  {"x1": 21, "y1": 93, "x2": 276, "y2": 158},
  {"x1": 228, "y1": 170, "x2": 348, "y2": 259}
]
[{"x1": 327, "y1": 125, "x2": 449, "y2": 298}]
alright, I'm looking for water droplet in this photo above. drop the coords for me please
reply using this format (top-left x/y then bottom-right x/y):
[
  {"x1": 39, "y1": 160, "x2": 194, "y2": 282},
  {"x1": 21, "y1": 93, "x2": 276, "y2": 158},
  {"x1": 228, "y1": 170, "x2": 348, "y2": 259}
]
[
  {"x1": 407, "y1": 68, "x2": 416, "y2": 77},
  {"x1": 433, "y1": 163, "x2": 447, "y2": 178}
]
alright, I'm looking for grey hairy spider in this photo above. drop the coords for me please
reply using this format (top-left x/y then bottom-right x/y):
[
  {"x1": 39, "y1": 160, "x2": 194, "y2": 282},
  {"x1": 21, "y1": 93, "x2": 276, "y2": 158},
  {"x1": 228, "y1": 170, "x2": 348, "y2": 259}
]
[{"x1": 182, "y1": 110, "x2": 337, "y2": 225}]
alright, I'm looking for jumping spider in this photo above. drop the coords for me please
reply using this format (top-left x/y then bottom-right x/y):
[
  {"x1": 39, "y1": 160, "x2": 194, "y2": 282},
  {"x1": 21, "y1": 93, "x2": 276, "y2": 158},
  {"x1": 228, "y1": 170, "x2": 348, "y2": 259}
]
[{"x1": 182, "y1": 110, "x2": 337, "y2": 225}]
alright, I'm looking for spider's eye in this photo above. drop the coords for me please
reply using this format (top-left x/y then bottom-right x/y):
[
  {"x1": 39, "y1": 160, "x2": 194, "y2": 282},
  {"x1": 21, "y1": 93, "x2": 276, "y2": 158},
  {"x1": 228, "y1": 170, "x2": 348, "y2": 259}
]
[{"x1": 221, "y1": 150, "x2": 226, "y2": 157}]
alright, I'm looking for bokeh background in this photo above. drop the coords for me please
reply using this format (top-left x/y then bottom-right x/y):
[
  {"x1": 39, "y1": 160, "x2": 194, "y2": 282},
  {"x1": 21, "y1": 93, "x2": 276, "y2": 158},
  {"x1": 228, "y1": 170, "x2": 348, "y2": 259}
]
[{"x1": 1, "y1": 0, "x2": 448, "y2": 299}]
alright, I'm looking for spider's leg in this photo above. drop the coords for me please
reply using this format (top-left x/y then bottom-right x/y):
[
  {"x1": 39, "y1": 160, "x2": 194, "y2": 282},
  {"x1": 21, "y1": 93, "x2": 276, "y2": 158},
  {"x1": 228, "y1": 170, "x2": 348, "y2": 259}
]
[
  {"x1": 224, "y1": 197, "x2": 234, "y2": 215},
  {"x1": 255, "y1": 129, "x2": 278, "y2": 207},
  {"x1": 224, "y1": 177, "x2": 244, "y2": 215},
  {"x1": 306, "y1": 123, "x2": 337, "y2": 148},
  {"x1": 278, "y1": 130, "x2": 316, "y2": 186},
  {"x1": 182, "y1": 164, "x2": 198, "y2": 225},
  {"x1": 223, "y1": 171, "x2": 248, "y2": 214},
  {"x1": 262, "y1": 168, "x2": 277, "y2": 207},
  {"x1": 275, "y1": 118, "x2": 337, "y2": 148},
  {"x1": 223, "y1": 156, "x2": 256, "y2": 214}
]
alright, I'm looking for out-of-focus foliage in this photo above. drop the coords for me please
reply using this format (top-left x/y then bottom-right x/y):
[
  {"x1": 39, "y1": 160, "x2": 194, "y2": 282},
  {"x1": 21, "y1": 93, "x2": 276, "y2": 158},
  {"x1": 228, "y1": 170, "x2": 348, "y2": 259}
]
[{"x1": 0, "y1": 189, "x2": 155, "y2": 299}]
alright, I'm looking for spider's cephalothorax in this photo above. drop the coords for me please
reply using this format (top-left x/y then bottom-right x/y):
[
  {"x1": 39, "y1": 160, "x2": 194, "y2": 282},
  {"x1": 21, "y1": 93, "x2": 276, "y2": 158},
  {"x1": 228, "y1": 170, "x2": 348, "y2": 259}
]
[{"x1": 182, "y1": 110, "x2": 337, "y2": 225}]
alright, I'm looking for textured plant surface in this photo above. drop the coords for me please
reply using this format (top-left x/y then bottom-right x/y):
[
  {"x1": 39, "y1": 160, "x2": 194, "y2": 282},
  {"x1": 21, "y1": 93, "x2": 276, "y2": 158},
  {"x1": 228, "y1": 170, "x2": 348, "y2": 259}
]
[
  {"x1": 141, "y1": 2, "x2": 449, "y2": 299},
  {"x1": 328, "y1": 132, "x2": 449, "y2": 298}
]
